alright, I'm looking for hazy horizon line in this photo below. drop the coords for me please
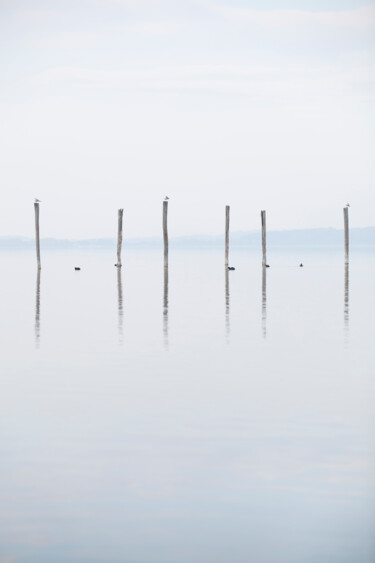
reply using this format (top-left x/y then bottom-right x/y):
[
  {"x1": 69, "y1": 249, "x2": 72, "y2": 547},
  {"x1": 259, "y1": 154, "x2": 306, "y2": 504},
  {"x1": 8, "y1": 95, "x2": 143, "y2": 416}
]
[
  {"x1": 1, "y1": 225, "x2": 375, "y2": 239},
  {"x1": 1, "y1": 226, "x2": 374, "y2": 248}
]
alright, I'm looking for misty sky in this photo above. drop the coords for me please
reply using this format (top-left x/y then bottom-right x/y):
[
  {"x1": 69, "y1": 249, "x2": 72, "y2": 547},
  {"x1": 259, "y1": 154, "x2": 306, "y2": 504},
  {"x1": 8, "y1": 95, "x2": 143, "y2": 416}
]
[{"x1": 0, "y1": 0, "x2": 374, "y2": 239}]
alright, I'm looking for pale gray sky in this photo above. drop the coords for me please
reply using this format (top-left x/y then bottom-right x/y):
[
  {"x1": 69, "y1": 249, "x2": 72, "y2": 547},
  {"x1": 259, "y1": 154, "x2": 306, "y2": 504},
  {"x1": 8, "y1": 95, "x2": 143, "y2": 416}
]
[{"x1": 0, "y1": 0, "x2": 374, "y2": 239}]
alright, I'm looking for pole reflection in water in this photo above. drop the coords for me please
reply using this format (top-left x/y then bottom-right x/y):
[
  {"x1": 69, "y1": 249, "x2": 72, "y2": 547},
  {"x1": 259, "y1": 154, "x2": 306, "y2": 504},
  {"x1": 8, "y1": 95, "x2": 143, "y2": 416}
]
[
  {"x1": 262, "y1": 265, "x2": 267, "y2": 339},
  {"x1": 35, "y1": 269, "x2": 41, "y2": 348},
  {"x1": 117, "y1": 267, "x2": 124, "y2": 344},
  {"x1": 225, "y1": 267, "x2": 230, "y2": 340},
  {"x1": 163, "y1": 266, "x2": 169, "y2": 350},
  {"x1": 344, "y1": 262, "x2": 349, "y2": 344}
]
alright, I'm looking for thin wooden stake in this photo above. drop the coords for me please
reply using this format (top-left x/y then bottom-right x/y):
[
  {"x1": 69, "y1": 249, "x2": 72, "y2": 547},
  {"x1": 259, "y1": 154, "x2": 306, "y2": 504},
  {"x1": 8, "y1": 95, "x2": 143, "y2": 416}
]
[
  {"x1": 116, "y1": 208, "x2": 124, "y2": 267},
  {"x1": 34, "y1": 202, "x2": 41, "y2": 270},
  {"x1": 163, "y1": 200, "x2": 168, "y2": 268},
  {"x1": 343, "y1": 206, "x2": 349, "y2": 264},
  {"x1": 261, "y1": 210, "x2": 266, "y2": 266},
  {"x1": 225, "y1": 205, "x2": 230, "y2": 267}
]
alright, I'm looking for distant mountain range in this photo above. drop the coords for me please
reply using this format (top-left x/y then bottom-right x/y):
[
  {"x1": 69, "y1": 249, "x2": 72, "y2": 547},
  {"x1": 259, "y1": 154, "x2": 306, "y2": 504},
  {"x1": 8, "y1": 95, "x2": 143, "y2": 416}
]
[{"x1": 0, "y1": 227, "x2": 374, "y2": 249}]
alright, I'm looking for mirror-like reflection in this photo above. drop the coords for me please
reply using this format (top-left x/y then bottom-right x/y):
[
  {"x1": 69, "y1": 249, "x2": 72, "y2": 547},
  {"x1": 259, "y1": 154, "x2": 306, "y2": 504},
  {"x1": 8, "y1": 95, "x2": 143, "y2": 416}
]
[
  {"x1": 117, "y1": 267, "x2": 123, "y2": 344},
  {"x1": 262, "y1": 265, "x2": 267, "y2": 339},
  {"x1": 344, "y1": 262, "x2": 349, "y2": 344},
  {"x1": 225, "y1": 267, "x2": 230, "y2": 340},
  {"x1": 2, "y1": 249, "x2": 374, "y2": 563},
  {"x1": 163, "y1": 266, "x2": 169, "y2": 349},
  {"x1": 35, "y1": 269, "x2": 41, "y2": 348}
]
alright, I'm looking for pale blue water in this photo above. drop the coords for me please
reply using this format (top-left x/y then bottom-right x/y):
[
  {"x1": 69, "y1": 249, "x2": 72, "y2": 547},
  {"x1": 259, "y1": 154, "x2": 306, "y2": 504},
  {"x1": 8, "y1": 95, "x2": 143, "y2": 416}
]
[{"x1": 0, "y1": 247, "x2": 374, "y2": 563}]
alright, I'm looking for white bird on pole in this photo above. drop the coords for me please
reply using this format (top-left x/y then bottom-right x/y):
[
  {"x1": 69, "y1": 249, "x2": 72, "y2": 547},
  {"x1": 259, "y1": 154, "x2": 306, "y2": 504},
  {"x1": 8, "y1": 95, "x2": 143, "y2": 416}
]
[
  {"x1": 35, "y1": 198, "x2": 41, "y2": 203},
  {"x1": 346, "y1": 202, "x2": 350, "y2": 207},
  {"x1": 164, "y1": 196, "x2": 169, "y2": 201}
]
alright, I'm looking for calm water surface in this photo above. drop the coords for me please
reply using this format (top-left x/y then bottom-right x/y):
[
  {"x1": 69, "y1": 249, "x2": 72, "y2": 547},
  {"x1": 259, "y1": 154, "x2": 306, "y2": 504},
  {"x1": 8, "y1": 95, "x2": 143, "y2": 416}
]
[{"x1": 0, "y1": 247, "x2": 374, "y2": 563}]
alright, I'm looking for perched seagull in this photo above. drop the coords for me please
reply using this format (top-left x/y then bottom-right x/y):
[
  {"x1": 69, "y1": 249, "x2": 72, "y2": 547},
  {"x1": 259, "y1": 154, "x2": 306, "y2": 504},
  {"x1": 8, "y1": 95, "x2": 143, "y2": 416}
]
[
  {"x1": 346, "y1": 202, "x2": 350, "y2": 207},
  {"x1": 34, "y1": 198, "x2": 41, "y2": 203},
  {"x1": 164, "y1": 196, "x2": 169, "y2": 201}
]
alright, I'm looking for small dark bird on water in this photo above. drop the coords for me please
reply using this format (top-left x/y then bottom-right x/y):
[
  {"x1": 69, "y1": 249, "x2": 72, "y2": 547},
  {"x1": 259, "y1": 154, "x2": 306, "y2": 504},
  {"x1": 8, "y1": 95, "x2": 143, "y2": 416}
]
[
  {"x1": 266, "y1": 264, "x2": 270, "y2": 268},
  {"x1": 228, "y1": 266, "x2": 235, "y2": 271},
  {"x1": 75, "y1": 267, "x2": 81, "y2": 271},
  {"x1": 300, "y1": 263, "x2": 304, "y2": 267}
]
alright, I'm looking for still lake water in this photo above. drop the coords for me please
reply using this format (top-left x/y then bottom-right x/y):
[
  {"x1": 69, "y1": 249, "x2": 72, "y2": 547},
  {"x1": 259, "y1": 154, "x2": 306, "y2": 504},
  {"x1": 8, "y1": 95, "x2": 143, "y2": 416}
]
[{"x1": 0, "y1": 247, "x2": 374, "y2": 563}]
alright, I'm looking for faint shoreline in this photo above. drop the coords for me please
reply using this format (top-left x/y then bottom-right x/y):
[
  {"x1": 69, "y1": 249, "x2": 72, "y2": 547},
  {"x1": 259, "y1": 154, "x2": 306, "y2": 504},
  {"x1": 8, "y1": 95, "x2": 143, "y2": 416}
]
[{"x1": 1, "y1": 227, "x2": 375, "y2": 250}]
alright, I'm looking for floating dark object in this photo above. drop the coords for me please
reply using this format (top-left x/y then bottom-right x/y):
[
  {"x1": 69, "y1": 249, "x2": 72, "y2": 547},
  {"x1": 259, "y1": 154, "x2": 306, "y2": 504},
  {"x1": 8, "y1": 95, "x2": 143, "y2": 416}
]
[
  {"x1": 299, "y1": 263, "x2": 304, "y2": 267},
  {"x1": 75, "y1": 267, "x2": 81, "y2": 271},
  {"x1": 266, "y1": 264, "x2": 270, "y2": 268},
  {"x1": 228, "y1": 266, "x2": 235, "y2": 271}
]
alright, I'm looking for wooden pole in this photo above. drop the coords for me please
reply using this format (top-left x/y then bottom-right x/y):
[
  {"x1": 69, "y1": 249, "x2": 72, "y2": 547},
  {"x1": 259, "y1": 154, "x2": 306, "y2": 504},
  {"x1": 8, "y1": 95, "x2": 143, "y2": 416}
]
[
  {"x1": 343, "y1": 206, "x2": 349, "y2": 264},
  {"x1": 116, "y1": 208, "x2": 124, "y2": 267},
  {"x1": 163, "y1": 200, "x2": 168, "y2": 268},
  {"x1": 34, "y1": 202, "x2": 41, "y2": 270},
  {"x1": 225, "y1": 205, "x2": 230, "y2": 267},
  {"x1": 261, "y1": 210, "x2": 266, "y2": 266}
]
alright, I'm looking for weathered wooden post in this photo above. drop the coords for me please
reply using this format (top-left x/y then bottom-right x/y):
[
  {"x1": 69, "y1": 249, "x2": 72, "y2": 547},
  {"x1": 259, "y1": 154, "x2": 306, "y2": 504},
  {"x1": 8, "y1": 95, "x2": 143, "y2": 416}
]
[
  {"x1": 116, "y1": 208, "x2": 124, "y2": 267},
  {"x1": 34, "y1": 202, "x2": 41, "y2": 270},
  {"x1": 225, "y1": 205, "x2": 230, "y2": 267},
  {"x1": 261, "y1": 210, "x2": 266, "y2": 267},
  {"x1": 163, "y1": 200, "x2": 168, "y2": 268},
  {"x1": 343, "y1": 206, "x2": 349, "y2": 264}
]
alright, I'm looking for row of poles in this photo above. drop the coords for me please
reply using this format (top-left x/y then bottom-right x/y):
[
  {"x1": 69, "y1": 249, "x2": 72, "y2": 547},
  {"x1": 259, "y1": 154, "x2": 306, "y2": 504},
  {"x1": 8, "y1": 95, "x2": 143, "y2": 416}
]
[{"x1": 33, "y1": 201, "x2": 350, "y2": 269}]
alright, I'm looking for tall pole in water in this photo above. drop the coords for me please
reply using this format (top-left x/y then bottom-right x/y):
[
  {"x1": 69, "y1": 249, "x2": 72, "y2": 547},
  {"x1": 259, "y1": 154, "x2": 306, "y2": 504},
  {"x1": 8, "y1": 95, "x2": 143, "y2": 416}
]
[
  {"x1": 116, "y1": 208, "x2": 124, "y2": 267},
  {"x1": 225, "y1": 205, "x2": 230, "y2": 268},
  {"x1": 163, "y1": 200, "x2": 168, "y2": 269},
  {"x1": 34, "y1": 202, "x2": 41, "y2": 270},
  {"x1": 344, "y1": 206, "x2": 349, "y2": 264},
  {"x1": 261, "y1": 210, "x2": 266, "y2": 266}
]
